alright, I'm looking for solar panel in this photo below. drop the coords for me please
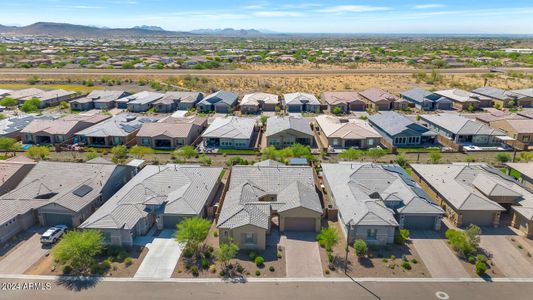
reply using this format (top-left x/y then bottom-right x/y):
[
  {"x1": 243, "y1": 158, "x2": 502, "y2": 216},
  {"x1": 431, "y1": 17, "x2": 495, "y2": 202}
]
[{"x1": 73, "y1": 184, "x2": 93, "y2": 197}]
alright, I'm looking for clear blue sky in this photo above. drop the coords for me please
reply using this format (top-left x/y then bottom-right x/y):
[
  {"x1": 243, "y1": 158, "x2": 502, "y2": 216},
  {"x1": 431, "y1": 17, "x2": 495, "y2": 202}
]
[{"x1": 2, "y1": 0, "x2": 533, "y2": 34}]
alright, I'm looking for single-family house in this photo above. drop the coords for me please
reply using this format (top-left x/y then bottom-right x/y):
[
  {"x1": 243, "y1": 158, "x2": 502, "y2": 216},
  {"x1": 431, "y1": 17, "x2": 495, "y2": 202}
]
[
  {"x1": 322, "y1": 163, "x2": 443, "y2": 245},
  {"x1": 125, "y1": 91, "x2": 164, "y2": 112},
  {"x1": 368, "y1": 111, "x2": 438, "y2": 147},
  {"x1": 76, "y1": 114, "x2": 159, "y2": 147},
  {"x1": 490, "y1": 119, "x2": 533, "y2": 147},
  {"x1": 240, "y1": 92, "x2": 279, "y2": 114},
  {"x1": 400, "y1": 88, "x2": 453, "y2": 111},
  {"x1": 359, "y1": 88, "x2": 408, "y2": 111},
  {"x1": 153, "y1": 92, "x2": 204, "y2": 113},
  {"x1": 321, "y1": 91, "x2": 366, "y2": 113},
  {"x1": 411, "y1": 163, "x2": 533, "y2": 235},
  {"x1": 265, "y1": 116, "x2": 313, "y2": 148},
  {"x1": 0, "y1": 161, "x2": 135, "y2": 244},
  {"x1": 70, "y1": 90, "x2": 130, "y2": 111},
  {"x1": 433, "y1": 89, "x2": 492, "y2": 110},
  {"x1": 217, "y1": 164, "x2": 323, "y2": 250},
  {"x1": 420, "y1": 113, "x2": 506, "y2": 146},
  {"x1": 19, "y1": 89, "x2": 77, "y2": 108},
  {"x1": 0, "y1": 158, "x2": 36, "y2": 196},
  {"x1": 80, "y1": 164, "x2": 222, "y2": 246},
  {"x1": 505, "y1": 163, "x2": 533, "y2": 190},
  {"x1": 21, "y1": 114, "x2": 110, "y2": 145},
  {"x1": 0, "y1": 115, "x2": 56, "y2": 140},
  {"x1": 474, "y1": 109, "x2": 526, "y2": 124},
  {"x1": 196, "y1": 91, "x2": 238, "y2": 113},
  {"x1": 137, "y1": 116, "x2": 207, "y2": 149},
  {"x1": 473, "y1": 86, "x2": 531, "y2": 108},
  {"x1": 4, "y1": 88, "x2": 45, "y2": 101},
  {"x1": 202, "y1": 117, "x2": 257, "y2": 149},
  {"x1": 513, "y1": 88, "x2": 533, "y2": 107},
  {"x1": 283, "y1": 93, "x2": 321, "y2": 113},
  {"x1": 316, "y1": 115, "x2": 381, "y2": 149}
]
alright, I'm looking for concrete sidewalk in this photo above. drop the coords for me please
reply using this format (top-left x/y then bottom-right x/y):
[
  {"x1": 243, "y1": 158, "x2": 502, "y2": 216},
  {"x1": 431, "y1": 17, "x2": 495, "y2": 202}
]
[{"x1": 134, "y1": 230, "x2": 182, "y2": 279}]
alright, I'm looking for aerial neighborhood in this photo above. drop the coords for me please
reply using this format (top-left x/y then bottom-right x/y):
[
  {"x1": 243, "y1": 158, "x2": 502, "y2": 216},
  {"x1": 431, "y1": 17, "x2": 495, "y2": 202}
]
[{"x1": 0, "y1": 83, "x2": 532, "y2": 284}]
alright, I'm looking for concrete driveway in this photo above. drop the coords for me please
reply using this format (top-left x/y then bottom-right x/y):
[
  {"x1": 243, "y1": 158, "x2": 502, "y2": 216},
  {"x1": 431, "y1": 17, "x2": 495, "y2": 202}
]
[
  {"x1": 0, "y1": 229, "x2": 49, "y2": 274},
  {"x1": 134, "y1": 229, "x2": 182, "y2": 279},
  {"x1": 411, "y1": 230, "x2": 470, "y2": 278},
  {"x1": 480, "y1": 235, "x2": 533, "y2": 278},
  {"x1": 280, "y1": 232, "x2": 323, "y2": 278}
]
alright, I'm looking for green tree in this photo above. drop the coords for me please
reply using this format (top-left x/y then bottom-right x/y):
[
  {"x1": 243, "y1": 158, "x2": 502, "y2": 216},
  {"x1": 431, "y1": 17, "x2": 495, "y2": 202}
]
[
  {"x1": 430, "y1": 152, "x2": 442, "y2": 164},
  {"x1": 466, "y1": 105, "x2": 475, "y2": 113},
  {"x1": 51, "y1": 230, "x2": 104, "y2": 273},
  {"x1": 394, "y1": 229, "x2": 410, "y2": 245},
  {"x1": 128, "y1": 145, "x2": 154, "y2": 159},
  {"x1": 175, "y1": 217, "x2": 211, "y2": 258},
  {"x1": 0, "y1": 97, "x2": 17, "y2": 108},
  {"x1": 111, "y1": 145, "x2": 128, "y2": 162},
  {"x1": 173, "y1": 145, "x2": 198, "y2": 161},
  {"x1": 20, "y1": 98, "x2": 42, "y2": 113},
  {"x1": 214, "y1": 242, "x2": 239, "y2": 270},
  {"x1": 354, "y1": 239, "x2": 368, "y2": 258},
  {"x1": 260, "y1": 115, "x2": 269, "y2": 126},
  {"x1": 445, "y1": 229, "x2": 476, "y2": 258},
  {"x1": 331, "y1": 106, "x2": 343, "y2": 115},
  {"x1": 464, "y1": 224, "x2": 481, "y2": 248},
  {"x1": 367, "y1": 148, "x2": 386, "y2": 162},
  {"x1": 338, "y1": 148, "x2": 363, "y2": 161},
  {"x1": 495, "y1": 153, "x2": 511, "y2": 164},
  {"x1": 26, "y1": 146, "x2": 50, "y2": 160},
  {"x1": 0, "y1": 137, "x2": 20, "y2": 155},
  {"x1": 316, "y1": 227, "x2": 339, "y2": 252}
]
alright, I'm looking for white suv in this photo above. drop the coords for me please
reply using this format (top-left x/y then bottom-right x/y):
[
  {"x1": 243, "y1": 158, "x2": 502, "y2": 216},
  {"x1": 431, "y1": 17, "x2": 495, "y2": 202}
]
[{"x1": 40, "y1": 225, "x2": 68, "y2": 244}]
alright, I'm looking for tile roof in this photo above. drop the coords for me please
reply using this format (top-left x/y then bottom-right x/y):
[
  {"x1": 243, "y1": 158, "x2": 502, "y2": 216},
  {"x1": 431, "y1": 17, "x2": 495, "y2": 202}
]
[
  {"x1": 283, "y1": 93, "x2": 320, "y2": 106},
  {"x1": 80, "y1": 164, "x2": 222, "y2": 230},
  {"x1": 241, "y1": 92, "x2": 279, "y2": 106},
  {"x1": 434, "y1": 89, "x2": 491, "y2": 103},
  {"x1": 473, "y1": 86, "x2": 525, "y2": 101},
  {"x1": 155, "y1": 92, "x2": 204, "y2": 105},
  {"x1": 421, "y1": 113, "x2": 506, "y2": 136},
  {"x1": 202, "y1": 117, "x2": 256, "y2": 139},
  {"x1": 322, "y1": 163, "x2": 442, "y2": 227},
  {"x1": 369, "y1": 111, "x2": 437, "y2": 137},
  {"x1": 265, "y1": 116, "x2": 313, "y2": 137},
  {"x1": 137, "y1": 117, "x2": 206, "y2": 138},
  {"x1": 126, "y1": 91, "x2": 164, "y2": 105},
  {"x1": 316, "y1": 115, "x2": 381, "y2": 139},
  {"x1": 321, "y1": 91, "x2": 364, "y2": 105},
  {"x1": 198, "y1": 90, "x2": 238, "y2": 106},
  {"x1": 217, "y1": 165, "x2": 322, "y2": 230},
  {"x1": 0, "y1": 115, "x2": 56, "y2": 136},
  {"x1": 72, "y1": 90, "x2": 128, "y2": 105},
  {"x1": 359, "y1": 88, "x2": 399, "y2": 103},
  {"x1": 76, "y1": 114, "x2": 159, "y2": 137}
]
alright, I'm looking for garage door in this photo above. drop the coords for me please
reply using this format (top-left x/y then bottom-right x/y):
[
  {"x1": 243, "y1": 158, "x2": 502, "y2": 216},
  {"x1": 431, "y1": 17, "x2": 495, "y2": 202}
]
[
  {"x1": 162, "y1": 215, "x2": 182, "y2": 229},
  {"x1": 284, "y1": 217, "x2": 316, "y2": 232},
  {"x1": 462, "y1": 212, "x2": 494, "y2": 227},
  {"x1": 403, "y1": 216, "x2": 436, "y2": 230},
  {"x1": 43, "y1": 213, "x2": 73, "y2": 227}
]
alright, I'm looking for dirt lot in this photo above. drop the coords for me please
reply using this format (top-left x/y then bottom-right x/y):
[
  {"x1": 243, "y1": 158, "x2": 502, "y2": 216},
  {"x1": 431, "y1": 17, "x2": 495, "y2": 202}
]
[{"x1": 25, "y1": 246, "x2": 148, "y2": 277}]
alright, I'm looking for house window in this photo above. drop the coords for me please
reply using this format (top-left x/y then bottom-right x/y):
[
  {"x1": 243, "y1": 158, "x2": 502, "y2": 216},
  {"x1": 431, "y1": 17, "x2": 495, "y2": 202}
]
[
  {"x1": 55, "y1": 135, "x2": 64, "y2": 142},
  {"x1": 523, "y1": 136, "x2": 530, "y2": 143},
  {"x1": 113, "y1": 136, "x2": 121, "y2": 145},
  {"x1": 332, "y1": 139, "x2": 339, "y2": 146},
  {"x1": 368, "y1": 139, "x2": 374, "y2": 146},
  {"x1": 141, "y1": 138, "x2": 151, "y2": 146},
  {"x1": 244, "y1": 233, "x2": 255, "y2": 244},
  {"x1": 367, "y1": 229, "x2": 378, "y2": 241}
]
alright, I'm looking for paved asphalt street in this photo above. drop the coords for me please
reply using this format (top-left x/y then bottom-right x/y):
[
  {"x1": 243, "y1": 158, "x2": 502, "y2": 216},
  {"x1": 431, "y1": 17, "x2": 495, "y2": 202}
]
[
  {"x1": 0, "y1": 67, "x2": 532, "y2": 77},
  {"x1": 2, "y1": 279, "x2": 533, "y2": 300}
]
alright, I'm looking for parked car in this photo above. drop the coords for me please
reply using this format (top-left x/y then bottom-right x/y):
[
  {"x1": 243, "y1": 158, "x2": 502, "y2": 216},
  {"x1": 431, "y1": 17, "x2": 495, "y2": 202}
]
[{"x1": 40, "y1": 225, "x2": 68, "y2": 244}]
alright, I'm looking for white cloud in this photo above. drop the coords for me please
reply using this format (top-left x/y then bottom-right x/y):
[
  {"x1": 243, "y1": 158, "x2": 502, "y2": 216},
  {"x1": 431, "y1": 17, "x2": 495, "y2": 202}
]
[
  {"x1": 414, "y1": 4, "x2": 446, "y2": 9},
  {"x1": 253, "y1": 11, "x2": 304, "y2": 17},
  {"x1": 318, "y1": 5, "x2": 391, "y2": 13}
]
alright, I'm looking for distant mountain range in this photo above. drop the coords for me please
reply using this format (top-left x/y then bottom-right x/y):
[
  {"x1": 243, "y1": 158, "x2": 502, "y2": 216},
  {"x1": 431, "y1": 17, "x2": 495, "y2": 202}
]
[{"x1": 0, "y1": 22, "x2": 274, "y2": 38}]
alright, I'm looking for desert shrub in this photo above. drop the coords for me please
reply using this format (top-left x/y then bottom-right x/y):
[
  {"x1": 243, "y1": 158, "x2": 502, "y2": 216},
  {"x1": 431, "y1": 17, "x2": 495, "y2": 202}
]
[
  {"x1": 411, "y1": 258, "x2": 418, "y2": 264},
  {"x1": 191, "y1": 265, "x2": 199, "y2": 276},
  {"x1": 182, "y1": 247, "x2": 194, "y2": 258},
  {"x1": 201, "y1": 258, "x2": 209, "y2": 269},
  {"x1": 248, "y1": 251, "x2": 257, "y2": 260},
  {"x1": 255, "y1": 270, "x2": 261, "y2": 276},
  {"x1": 124, "y1": 257, "x2": 133, "y2": 266},
  {"x1": 236, "y1": 264, "x2": 244, "y2": 273},
  {"x1": 62, "y1": 265, "x2": 73, "y2": 275},
  {"x1": 394, "y1": 229, "x2": 410, "y2": 245},
  {"x1": 401, "y1": 261, "x2": 412, "y2": 270},
  {"x1": 102, "y1": 259, "x2": 112, "y2": 269},
  {"x1": 354, "y1": 240, "x2": 368, "y2": 258},
  {"x1": 117, "y1": 251, "x2": 129, "y2": 262},
  {"x1": 269, "y1": 266, "x2": 275, "y2": 272},
  {"x1": 255, "y1": 256, "x2": 265, "y2": 266},
  {"x1": 475, "y1": 260, "x2": 487, "y2": 275},
  {"x1": 209, "y1": 265, "x2": 217, "y2": 273}
]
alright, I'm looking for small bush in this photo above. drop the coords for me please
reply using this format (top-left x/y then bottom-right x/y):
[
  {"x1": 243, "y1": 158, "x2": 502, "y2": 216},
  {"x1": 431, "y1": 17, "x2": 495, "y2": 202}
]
[
  {"x1": 201, "y1": 258, "x2": 209, "y2": 269},
  {"x1": 401, "y1": 261, "x2": 412, "y2": 270},
  {"x1": 468, "y1": 256, "x2": 475, "y2": 264},
  {"x1": 255, "y1": 270, "x2": 261, "y2": 276},
  {"x1": 102, "y1": 259, "x2": 112, "y2": 269},
  {"x1": 325, "y1": 269, "x2": 330, "y2": 275},
  {"x1": 518, "y1": 245, "x2": 523, "y2": 249},
  {"x1": 277, "y1": 252, "x2": 282, "y2": 259},
  {"x1": 236, "y1": 264, "x2": 244, "y2": 273},
  {"x1": 328, "y1": 252, "x2": 334, "y2": 263},
  {"x1": 191, "y1": 265, "x2": 199, "y2": 276},
  {"x1": 269, "y1": 266, "x2": 275, "y2": 272},
  {"x1": 183, "y1": 247, "x2": 194, "y2": 258},
  {"x1": 255, "y1": 256, "x2": 265, "y2": 266},
  {"x1": 382, "y1": 258, "x2": 388, "y2": 263},
  {"x1": 354, "y1": 239, "x2": 368, "y2": 258},
  {"x1": 219, "y1": 270, "x2": 225, "y2": 277},
  {"x1": 248, "y1": 251, "x2": 257, "y2": 260},
  {"x1": 124, "y1": 257, "x2": 133, "y2": 266},
  {"x1": 476, "y1": 254, "x2": 487, "y2": 263},
  {"x1": 209, "y1": 265, "x2": 217, "y2": 273},
  {"x1": 411, "y1": 258, "x2": 418, "y2": 264},
  {"x1": 62, "y1": 265, "x2": 73, "y2": 275},
  {"x1": 475, "y1": 261, "x2": 487, "y2": 276},
  {"x1": 117, "y1": 251, "x2": 129, "y2": 262},
  {"x1": 390, "y1": 255, "x2": 396, "y2": 260},
  {"x1": 213, "y1": 231, "x2": 219, "y2": 237}
]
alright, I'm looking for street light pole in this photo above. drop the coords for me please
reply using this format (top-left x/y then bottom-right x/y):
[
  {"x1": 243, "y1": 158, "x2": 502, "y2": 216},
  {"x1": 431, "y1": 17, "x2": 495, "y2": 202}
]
[{"x1": 344, "y1": 224, "x2": 351, "y2": 274}]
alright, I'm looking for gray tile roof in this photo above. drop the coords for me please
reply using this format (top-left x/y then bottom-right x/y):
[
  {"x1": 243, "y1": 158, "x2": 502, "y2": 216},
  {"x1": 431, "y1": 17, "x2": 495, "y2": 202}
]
[
  {"x1": 155, "y1": 92, "x2": 204, "y2": 105},
  {"x1": 420, "y1": 113, "x2": 506, "y2": 136},
  {"x1": 0, "y1": 161, "x2": 121, "y2": 224},
  {"x1": 411, "y1": 163, "x2": 514, "y2": 211},
  {"x1": 253, "y1": 159, "x2": 285, "y2": 167},
  {"x1": 72, "y1": 90, "x2": 129, "y2": 105},
  {"x1": 265, "y1": 116, "x2": 313, "y2": 137},
  {"x1": 76, "y1": 114, "x2": 159, "y2": 138},
  {"x1": 241, "y1": 92, "x2": 279, "y2": 106},
  {"x1": 283, "y1": 93, "x2": 320, "y2": 106},
  {"x1": 81, "y1": 164, "x2": 222, "y2": 230},
  {"x1": 316, "y1": 115, "x2": 381, "y2": 139},
  {"x1": 124, "y1": 91, "x2": 164, "y2": 105},
  {"x1": 217, "y1": 165, "x2": 322, "y2": 230},
  {"x1": 202, "y1": 117, "x2": 256, "y2": 139},
  {"x1": 198, "y1": 90, "x2": 238, "y2": 106},
  {"x1": 369, "y1": 111, "x2": 437, "y2": 137},
  {"x1": 322, "y1": 163, "x2": 442, "y2": 227},
  {"x1": 513, "y1": 88, "x2": 533, "y2": 98},
  {"x1": 473, "y1": 86, "x2": 524, "y2": 101}
]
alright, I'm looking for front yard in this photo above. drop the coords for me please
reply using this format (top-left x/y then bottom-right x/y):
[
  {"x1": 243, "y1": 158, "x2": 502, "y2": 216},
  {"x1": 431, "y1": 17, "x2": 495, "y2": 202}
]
[{"x1": 25, "y1": 246, "x2": 148, "y2": 277}]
